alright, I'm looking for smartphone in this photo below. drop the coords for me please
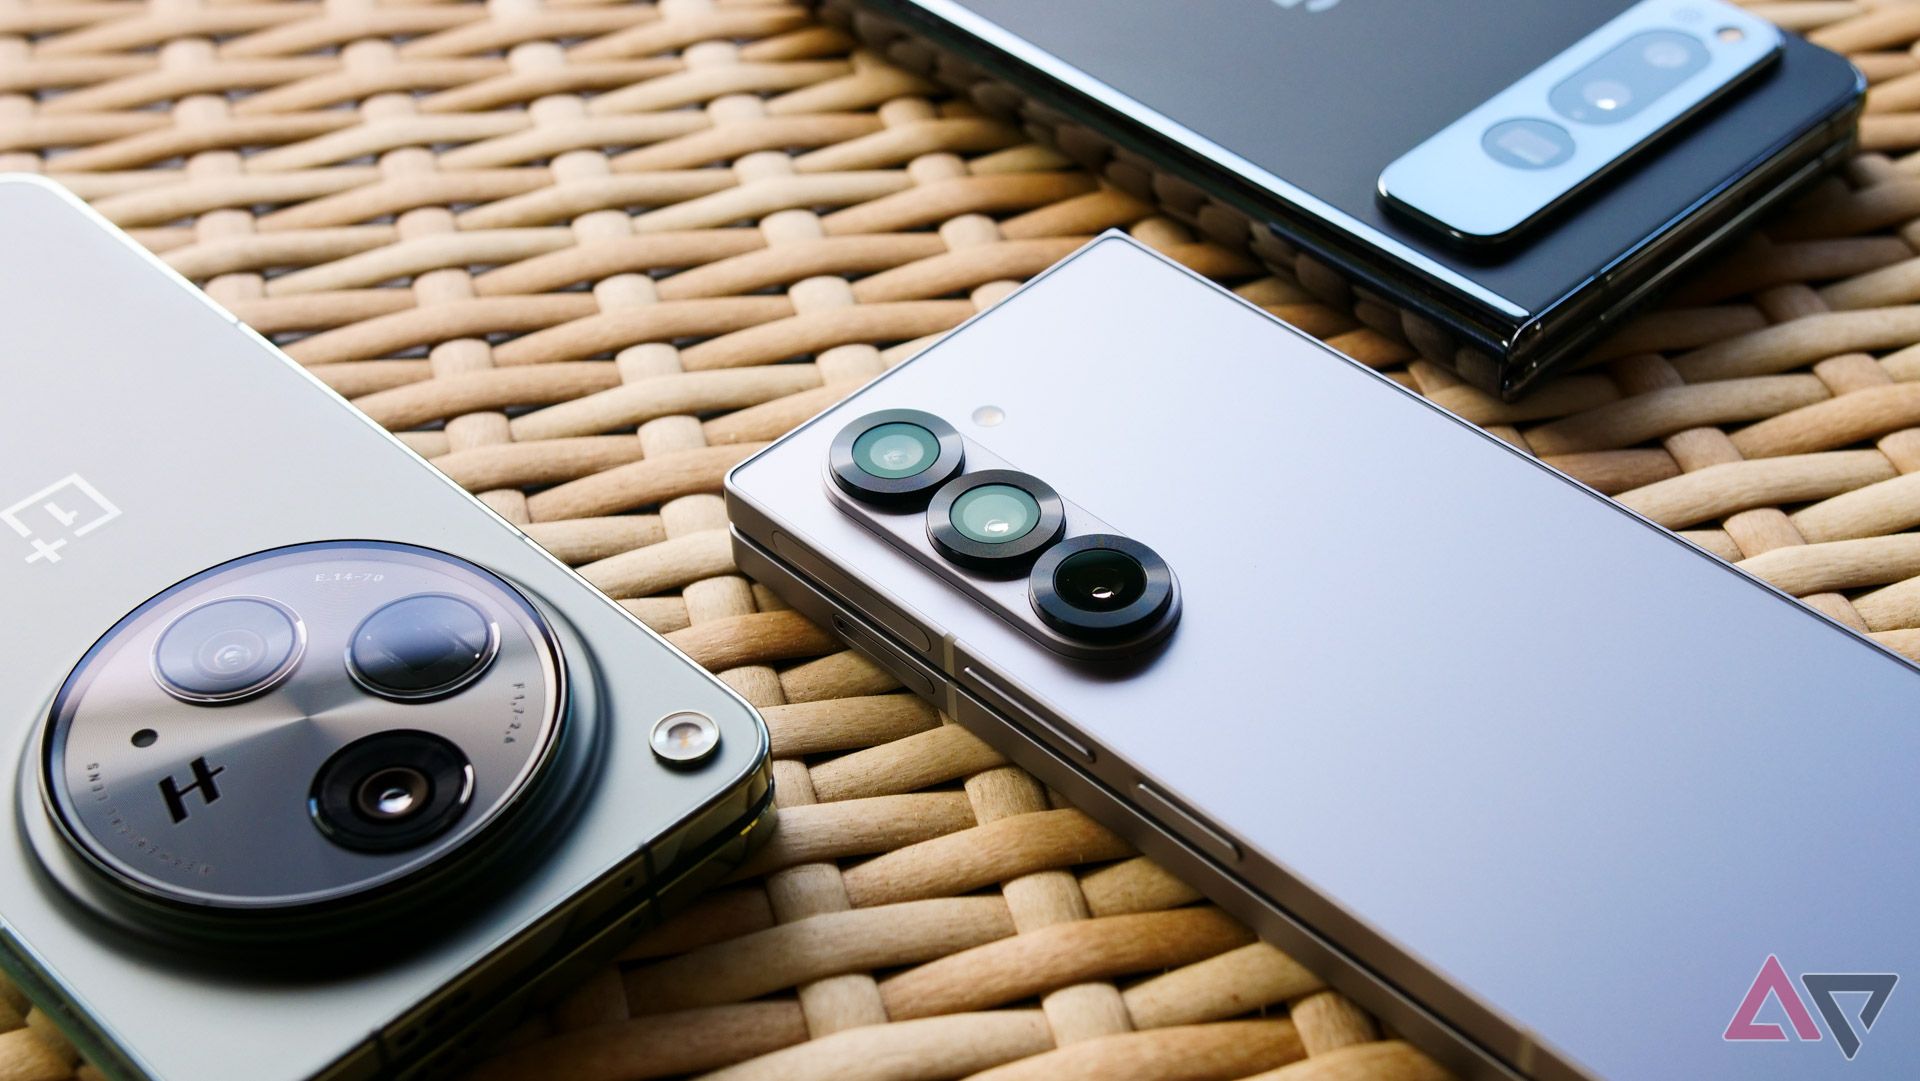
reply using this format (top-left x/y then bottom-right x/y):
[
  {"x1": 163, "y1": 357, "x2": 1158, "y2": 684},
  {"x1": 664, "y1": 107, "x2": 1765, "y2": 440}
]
[
  {"x1": 824, "y1": 0, "x2": 1865, "y2": 397},
  {"x1": 0, "y1": 176, "x2": 774, "y2": 1081},
  {"x1": 726, "y1": 234, "x2": 1920, "y2": 1081}
]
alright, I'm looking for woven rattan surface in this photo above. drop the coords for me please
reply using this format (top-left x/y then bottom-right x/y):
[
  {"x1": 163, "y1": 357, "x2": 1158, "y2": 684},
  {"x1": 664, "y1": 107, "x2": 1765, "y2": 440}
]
[{"x1": 3, "y1": 2, "x2": 1920, "y2": 1079}]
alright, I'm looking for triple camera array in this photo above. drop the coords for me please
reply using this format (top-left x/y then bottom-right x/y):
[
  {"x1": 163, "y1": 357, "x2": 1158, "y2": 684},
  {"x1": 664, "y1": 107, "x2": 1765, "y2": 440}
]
[
  {"x1": 151, "y1": 587, "x2": 497, "y2": 852},
  {"x1": 829, "y1": 409, "x2": 1176, "y2": 647}
]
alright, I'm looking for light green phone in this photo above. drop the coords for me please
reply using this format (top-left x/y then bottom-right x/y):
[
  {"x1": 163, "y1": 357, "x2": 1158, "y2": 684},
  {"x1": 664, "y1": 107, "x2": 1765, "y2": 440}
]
[{"x1": 0, "y1": 175, "x2": 773, "y2": 1081}]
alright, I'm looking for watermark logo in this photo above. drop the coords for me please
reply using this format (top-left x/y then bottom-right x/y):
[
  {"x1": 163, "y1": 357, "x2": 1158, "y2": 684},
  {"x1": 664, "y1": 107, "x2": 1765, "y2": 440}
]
[
  {"x1": 2, "y1": 474, "x2": 120, "y2": 566},
  {"x1": 1273, "y1": 0, "x2": 1342, "y2": 13},
  {"x1": 1725, "y1": 955, "x2": 1898, "y2": 1061}
]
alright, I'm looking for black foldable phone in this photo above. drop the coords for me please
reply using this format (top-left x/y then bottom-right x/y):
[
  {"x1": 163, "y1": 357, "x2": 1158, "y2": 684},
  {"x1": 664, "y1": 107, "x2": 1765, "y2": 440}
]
[{"x1": 828, "y1": 0, "x2": 1864, "y2": 397}]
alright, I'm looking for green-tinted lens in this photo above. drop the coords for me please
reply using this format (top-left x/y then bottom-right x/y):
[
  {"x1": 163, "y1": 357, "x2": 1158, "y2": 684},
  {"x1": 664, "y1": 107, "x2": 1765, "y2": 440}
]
[
  {"x1": 852, "y1": 422, "x2": 940, "y2": 479},
  {"x1": 1053, "y1": 548, "x2": 1148, "y2": 612},
  {"x1": 952, "y1": 484, "x2": 1041, "y2": 545}
]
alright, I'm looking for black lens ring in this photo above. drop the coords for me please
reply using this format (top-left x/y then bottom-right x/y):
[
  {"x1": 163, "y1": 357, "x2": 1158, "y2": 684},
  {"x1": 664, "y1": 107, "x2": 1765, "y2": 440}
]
[
  {"x1": 926, "y1": 470, "x2": 1066, "y2": 572},
  {"x1": 310, "y1": 731, "x2": 474, "y2": 853},
  {"x1": 1030, "y1": 534, "x2": 1175, "y2": 641},
  {"x1": 345, "y1": 592, "x2": 499, "y2": 702},
  {"x1": 829, "y1": 409, "x2": 965, "y2": 507}
]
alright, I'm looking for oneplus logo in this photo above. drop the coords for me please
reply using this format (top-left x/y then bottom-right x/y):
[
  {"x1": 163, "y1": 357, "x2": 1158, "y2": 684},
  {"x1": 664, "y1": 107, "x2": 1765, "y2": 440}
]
[
  {"x1": 1273, "y1": 0, "x2": 1342, "y2": 12},
  {"x1": 159, "y1": 757, "x2": 225, "y2": 824},
  {"x1": 3, "y1": 473, "x2": 120, "y2": 566}
]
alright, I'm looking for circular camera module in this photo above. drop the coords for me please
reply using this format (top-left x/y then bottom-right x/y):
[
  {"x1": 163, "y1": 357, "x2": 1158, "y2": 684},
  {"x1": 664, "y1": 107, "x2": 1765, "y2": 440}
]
[
  {"x1": 829, "y1": 409, "x2": 965, "y2": 507},
  {"x1": 34, "y1": 541, "x2": 571, "y2": 922},
  {"x1": 152, "y1": 597, "x2": 304, "y2": 703},
  {"x1": 1029, "y1": 534, "x2": 1176, "y2": 643},
  {"x1": 348, "y1": 594, "x2": 498, "y2": 701},
  {"x1": 926, "y1": 470, "x2": 1066, "y2": 572},
  {"x1": 309, "y1": 731, "x2": 474, "y2": 853}
]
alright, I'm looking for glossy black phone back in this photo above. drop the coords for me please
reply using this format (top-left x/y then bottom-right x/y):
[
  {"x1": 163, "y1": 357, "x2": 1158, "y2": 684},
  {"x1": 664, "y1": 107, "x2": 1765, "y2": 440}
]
[{"x1": 858, "y1": 0, "x2": 1864, "y2": 393}]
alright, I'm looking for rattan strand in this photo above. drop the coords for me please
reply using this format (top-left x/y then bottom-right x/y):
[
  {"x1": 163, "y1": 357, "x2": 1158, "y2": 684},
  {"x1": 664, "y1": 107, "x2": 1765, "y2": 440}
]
[{"x1": 1, "y1": 2, "x2": 1917, "y2": 1079}]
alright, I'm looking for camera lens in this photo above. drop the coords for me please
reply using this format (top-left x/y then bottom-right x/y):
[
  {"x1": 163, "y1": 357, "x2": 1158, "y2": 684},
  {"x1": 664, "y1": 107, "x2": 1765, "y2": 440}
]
[
  {"x1": 1056, "y1": 548, "x2": 1148, "y2": 611},
  {"x1": 829, "y1": 409, "x2": 965, "y2": 507},
  {"x1": 311, "y1": 731, "x2": 473, "y2": 852},
  {"x1": 953, "y1": 485, "x2": 1041, "y2": 543},
  {"x1": 1548, "y1": 31, "x2": 1705, "y2": 125},
  {"x1": 348, "y1": 594, "x2": 497, "y2": 701},
  {"x1": 1581, "y1": 79, "x2": 1632, "y2": 114},
  {"x1": 153, "y1": 597, "x2": 303, "y2": 703},
  {"x1": 1030, "y1": 534, "x2": 1175, "y2": 643},
  {"x1": 1482, "y1": 119, "x2": 1574, "y2": 170},
  {"x1": 355, "y1": 766, "x2": 431, "y2": 821},
  {"x1": 1643, "y1": 38, "x2": 1690, "y2": 69},
  {"x1": 927, "y1": 470, "x2": 1066, "y2": 571},
  {"x1": 854, "y1": 423, "x2": 940, "y2": 478}
]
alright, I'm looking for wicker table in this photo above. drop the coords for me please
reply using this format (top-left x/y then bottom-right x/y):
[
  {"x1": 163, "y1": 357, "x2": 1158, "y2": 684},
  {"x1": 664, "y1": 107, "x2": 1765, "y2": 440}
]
[{"x1": 4, "y1": 2, "x2": 1920, "y2": 1079}]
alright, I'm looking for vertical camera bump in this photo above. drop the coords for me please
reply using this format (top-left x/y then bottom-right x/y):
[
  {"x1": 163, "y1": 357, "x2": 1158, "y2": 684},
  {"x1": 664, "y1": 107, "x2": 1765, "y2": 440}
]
[{"x1": 1378, "y1": 4, "x2": 1781, "y2": 242}]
